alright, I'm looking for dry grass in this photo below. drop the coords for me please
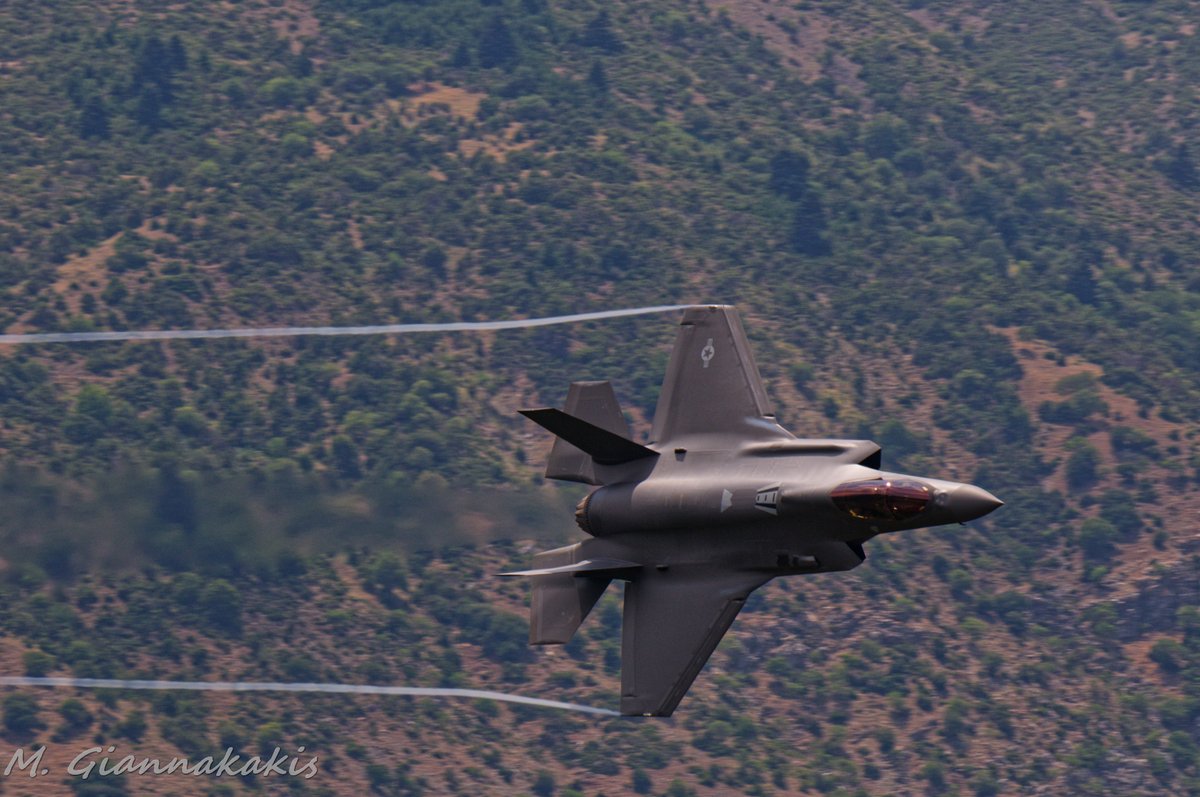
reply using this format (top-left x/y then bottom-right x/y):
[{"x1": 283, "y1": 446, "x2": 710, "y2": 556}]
[
  {"x1": 458, "y1": 122, "x2": 534, "y2": 163},
  {"x1": 410, "y1": 82, "x2": 486, "y2": 119},
  {"x1": 711, "y1": 1, "x2": 832, "y2": 83}
]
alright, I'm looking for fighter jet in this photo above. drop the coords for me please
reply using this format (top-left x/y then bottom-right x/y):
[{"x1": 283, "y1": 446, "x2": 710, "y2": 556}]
[{"x1": 505, "y1": 305, "x2": 1002, "y2": 717}]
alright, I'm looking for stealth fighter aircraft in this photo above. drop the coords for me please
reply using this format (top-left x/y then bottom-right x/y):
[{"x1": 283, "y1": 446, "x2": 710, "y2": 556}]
[{"x1": 506, "y1": 306, "x2": 1002, "y2": 716}]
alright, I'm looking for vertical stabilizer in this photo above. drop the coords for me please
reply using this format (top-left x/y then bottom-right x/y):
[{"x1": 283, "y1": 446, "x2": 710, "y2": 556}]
[{"x1": 650, "y1": 305, "x2": 787, "y2": 445}]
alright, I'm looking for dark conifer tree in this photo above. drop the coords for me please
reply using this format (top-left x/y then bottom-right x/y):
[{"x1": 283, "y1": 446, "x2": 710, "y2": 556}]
[
  {"x1": 80, "y1": 96, "x2": 110, "y2": 139},
  {"x1": 477, "y1": 15, "x2": 518, "y2": 69},
  {"x1": 768, "y1": 150, "x2": 811, "y2": 201},
  {"x1": 167, "y1": 34, "x2": 187, "y2": 72},
  {"x1": 290, "y1": 50, "x2": 313, "y2": 78},
  {"x1": 582, "y1": 10, "x2": 624, "y2": 53},
  {"x1": 791, "y1": 192, "x2": 830, "y2": 256},
  {"x1": 1161, "y1": 144, "x2": 1198, "y2": 190},
  {"x1": 135, "y1": 32, "x2": 168, "y2": 87},
  {"x1": 450, "y1": 40, "x2": 472, "y2": 68},
  {"x1": 587, "y1": 60, "x2": 608, "y2": 94},
  {"x1": 135, "y1": 87, "x2": 162, "y2": 130}
]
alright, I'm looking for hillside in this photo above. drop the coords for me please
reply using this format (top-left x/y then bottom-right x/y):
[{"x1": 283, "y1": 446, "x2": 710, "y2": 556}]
[{"x1": 1, "y1": 0, "x2": 1200, "y2": 794}]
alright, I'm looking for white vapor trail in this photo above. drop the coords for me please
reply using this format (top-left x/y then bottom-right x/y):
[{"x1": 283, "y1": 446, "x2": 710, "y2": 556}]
[
  {"x1": 0, "y1": 307, "x2": 681, "y2": 715},
  {"x1": 0, "y1": 305, "x2": 694, "y2": 345},
  {"x1": 0, "y1": 676, "x2": 618, "y2": 717}
]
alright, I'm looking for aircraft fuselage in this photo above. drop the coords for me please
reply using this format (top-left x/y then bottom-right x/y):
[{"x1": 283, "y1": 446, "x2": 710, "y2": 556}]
[{"x1": 509, "y1": 305, "x2": 1003, "y2": 716}]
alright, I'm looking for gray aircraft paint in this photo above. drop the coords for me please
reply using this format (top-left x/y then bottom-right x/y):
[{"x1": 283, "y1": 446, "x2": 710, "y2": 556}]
[{"x1": 510, "y1": 305, "x2": 1002, "y2": 717}]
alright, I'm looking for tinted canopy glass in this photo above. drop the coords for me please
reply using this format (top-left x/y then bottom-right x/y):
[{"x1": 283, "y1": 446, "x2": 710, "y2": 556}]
[{"x1": 831, "y1": 479, "x2": 931, "y2": 521}]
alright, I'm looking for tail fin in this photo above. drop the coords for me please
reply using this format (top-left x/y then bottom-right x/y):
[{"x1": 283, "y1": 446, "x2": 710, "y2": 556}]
[
  {"x1": 522, "y1": 381, "x2": 657, "y2": 484},
  {"x1": 650, "y1": 305, "x2": 789, "y2": 445}
]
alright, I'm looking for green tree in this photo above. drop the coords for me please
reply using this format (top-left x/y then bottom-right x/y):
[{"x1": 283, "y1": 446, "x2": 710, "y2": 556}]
[
  {"x1": 134, "y1": 32, "x2": 169, "y2": 89},
  {"x1": 260, "y1": 76, "x2": 303, "y2": 108},
  {"x1": 57, "y1": 699, "x2": 93, "y2": 736},
  {"x1": 532, "y1": 770, "x2": 555, "y2": 796},
  {"x1": 134, "y1": 87, "x2": 163, "y2": 130},
  {"x1": 768, "y1": 150, "x2": 811, "y2": 200},
  {"x1": 1098, "y1": 490, "x2": 1142, "y2": 539},
  {"x1": 1065, "y1": 441, "x2": 1100, "y2": 490},
  {"x1": 1159, "y1": 144, "x2": 1198, "y2": 190},
  {"x1": 22, "y1": 650, "x2": 54, "y2": 677},
  {"x1": 1149, "y1": 639, "x2": 1184, "y2": 673},
  {"x1": 790, "y1": 192, "x2": 829, "y2": 256},
  {"x1": 364, "y1": 551, "x2": 408, "y2": 597},
  {"x1": 114, "y1": 709, "x2": 147, "y2": 742},
  {"x1": 477, "y1": 15, "x2": 518, "y2": 69},
  {"x1": 331, "y1": 435, "x2": 361, "y2": 478},
  {"x1": 64, "y1": 385, "x2": 114, "y2": 443},
  {"x1": 154, "y1": 465, "x2": 198, "y2": 534},
  {"x1": 450, "y1": 40, "x2": 472, "y2": 68},
  {"x1": 587, "y1": 60, "x2": 608, "y2": 94},
  {"x1": 582, "y1": 10, "x2": 624, "y2": 53},
  {"x1": 862, "y1": 116, "x2": 911, "y2": 160},
  {"x1": 167, "y1": 34, "x2": 187, "y2": 72},
  {"x1": 200, "y1": 579, "x2": 243, "y2": 635},
  {"x1": 921, "y1": 761, "x2": 947, "y2": 793},
  {"x1": 79, "y1": 96, "x2": 110, "y2": 139},
  {"x1": 3, "y1": 693, "x2": 43, "y2": 736},
  {"x1": 1079, "y1": 517, "x2": 1118, "y2": 562}
]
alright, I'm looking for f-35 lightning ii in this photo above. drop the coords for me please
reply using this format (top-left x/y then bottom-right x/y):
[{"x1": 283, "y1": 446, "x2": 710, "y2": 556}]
[{"x1": 505, "y1": 305, "x2": 1002, "y2": 717}]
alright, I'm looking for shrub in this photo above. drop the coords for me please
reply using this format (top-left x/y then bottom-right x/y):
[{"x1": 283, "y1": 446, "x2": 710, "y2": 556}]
[
  {"x1": 22, "y1": 650, "x2": 55, "y2": 677},
  {"x1": 3, "y1": 693, "x2": 43, "y2": 736},
  {"x1": 1065, "y1": 441, "x2": 1100, "y2": 490},
  {"x1": 1149, "y1": 639, "x2": 1184, "y2": 674},
  {"x1": 56, "y1": 698, "x2": 93, "y2": 738},
  {"x1": 1111, "y1": 426, "x2": 1158, "y2": 459},
  {"x1": 1078, "y1": 517, "x2": 1118, "y2": 562},
  {"x1": 199, "y1": 579, "x2": 243, "y2": 635}
]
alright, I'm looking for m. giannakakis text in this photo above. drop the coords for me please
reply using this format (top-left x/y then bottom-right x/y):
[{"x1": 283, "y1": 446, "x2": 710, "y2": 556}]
[{"x1": 3, "y1": 745, "x2": 319, "y2": 779}]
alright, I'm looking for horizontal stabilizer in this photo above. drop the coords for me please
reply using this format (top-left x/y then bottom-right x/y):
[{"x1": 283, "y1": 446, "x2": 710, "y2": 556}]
[
  {"x1": 499, "y1": 558, "x2": 642, "y2": 578},
  {"x1": 545, "y1": 381, "x2": 630, "y2": 484},
  {"x1": 509, "y1": 545, "x2": 619, "y2": 645},
  {"x1": 520, "y1": 408, "x2": 658, "y2": 466}
]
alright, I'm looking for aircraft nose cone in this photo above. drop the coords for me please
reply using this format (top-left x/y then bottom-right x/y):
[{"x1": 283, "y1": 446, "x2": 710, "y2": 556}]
[{"x1": 948, "y1": 484, "x2": 1003, "y2": 523}]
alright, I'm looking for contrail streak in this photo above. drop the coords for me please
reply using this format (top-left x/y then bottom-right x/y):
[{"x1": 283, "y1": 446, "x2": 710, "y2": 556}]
[
  {"x1": 0, "y1": 307, "x2": 674, "y2": 715},
  {"x1": 0, "y1": 305, "x2": 694, "y2": 345},
  {"x1": 0, "y1": 676, "x2": 618, "y2": 717}
]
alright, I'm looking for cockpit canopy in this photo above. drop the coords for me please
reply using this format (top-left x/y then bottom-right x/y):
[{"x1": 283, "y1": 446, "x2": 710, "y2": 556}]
[{"x1": 831, "y1": 479, "x2": 932, "y2": 521}]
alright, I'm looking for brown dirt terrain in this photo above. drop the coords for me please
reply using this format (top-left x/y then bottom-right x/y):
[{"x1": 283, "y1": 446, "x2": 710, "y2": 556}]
[
  {"x1": 993, "y1": 326, "x2": 1200, "y2": 597},
  {"x1": 408, "y1": 83, "x2": 486, "y2": 120},
  {"x1": 710, "y1": 1, "x2": 832, "y2": 84}
]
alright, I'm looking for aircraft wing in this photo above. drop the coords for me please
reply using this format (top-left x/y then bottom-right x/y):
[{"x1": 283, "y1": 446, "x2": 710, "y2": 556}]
[
  {"x1": 620, "y1": 568, "x2": 770, "y2": 716},
  {"x1": 651, "y1": 305, "x2": 789, "y2": 444}
]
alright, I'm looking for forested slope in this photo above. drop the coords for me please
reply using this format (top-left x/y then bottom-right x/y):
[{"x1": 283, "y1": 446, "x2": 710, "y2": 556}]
[{"x1": 1, "y1": 0, "x2": 1200, "y2": 794}]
